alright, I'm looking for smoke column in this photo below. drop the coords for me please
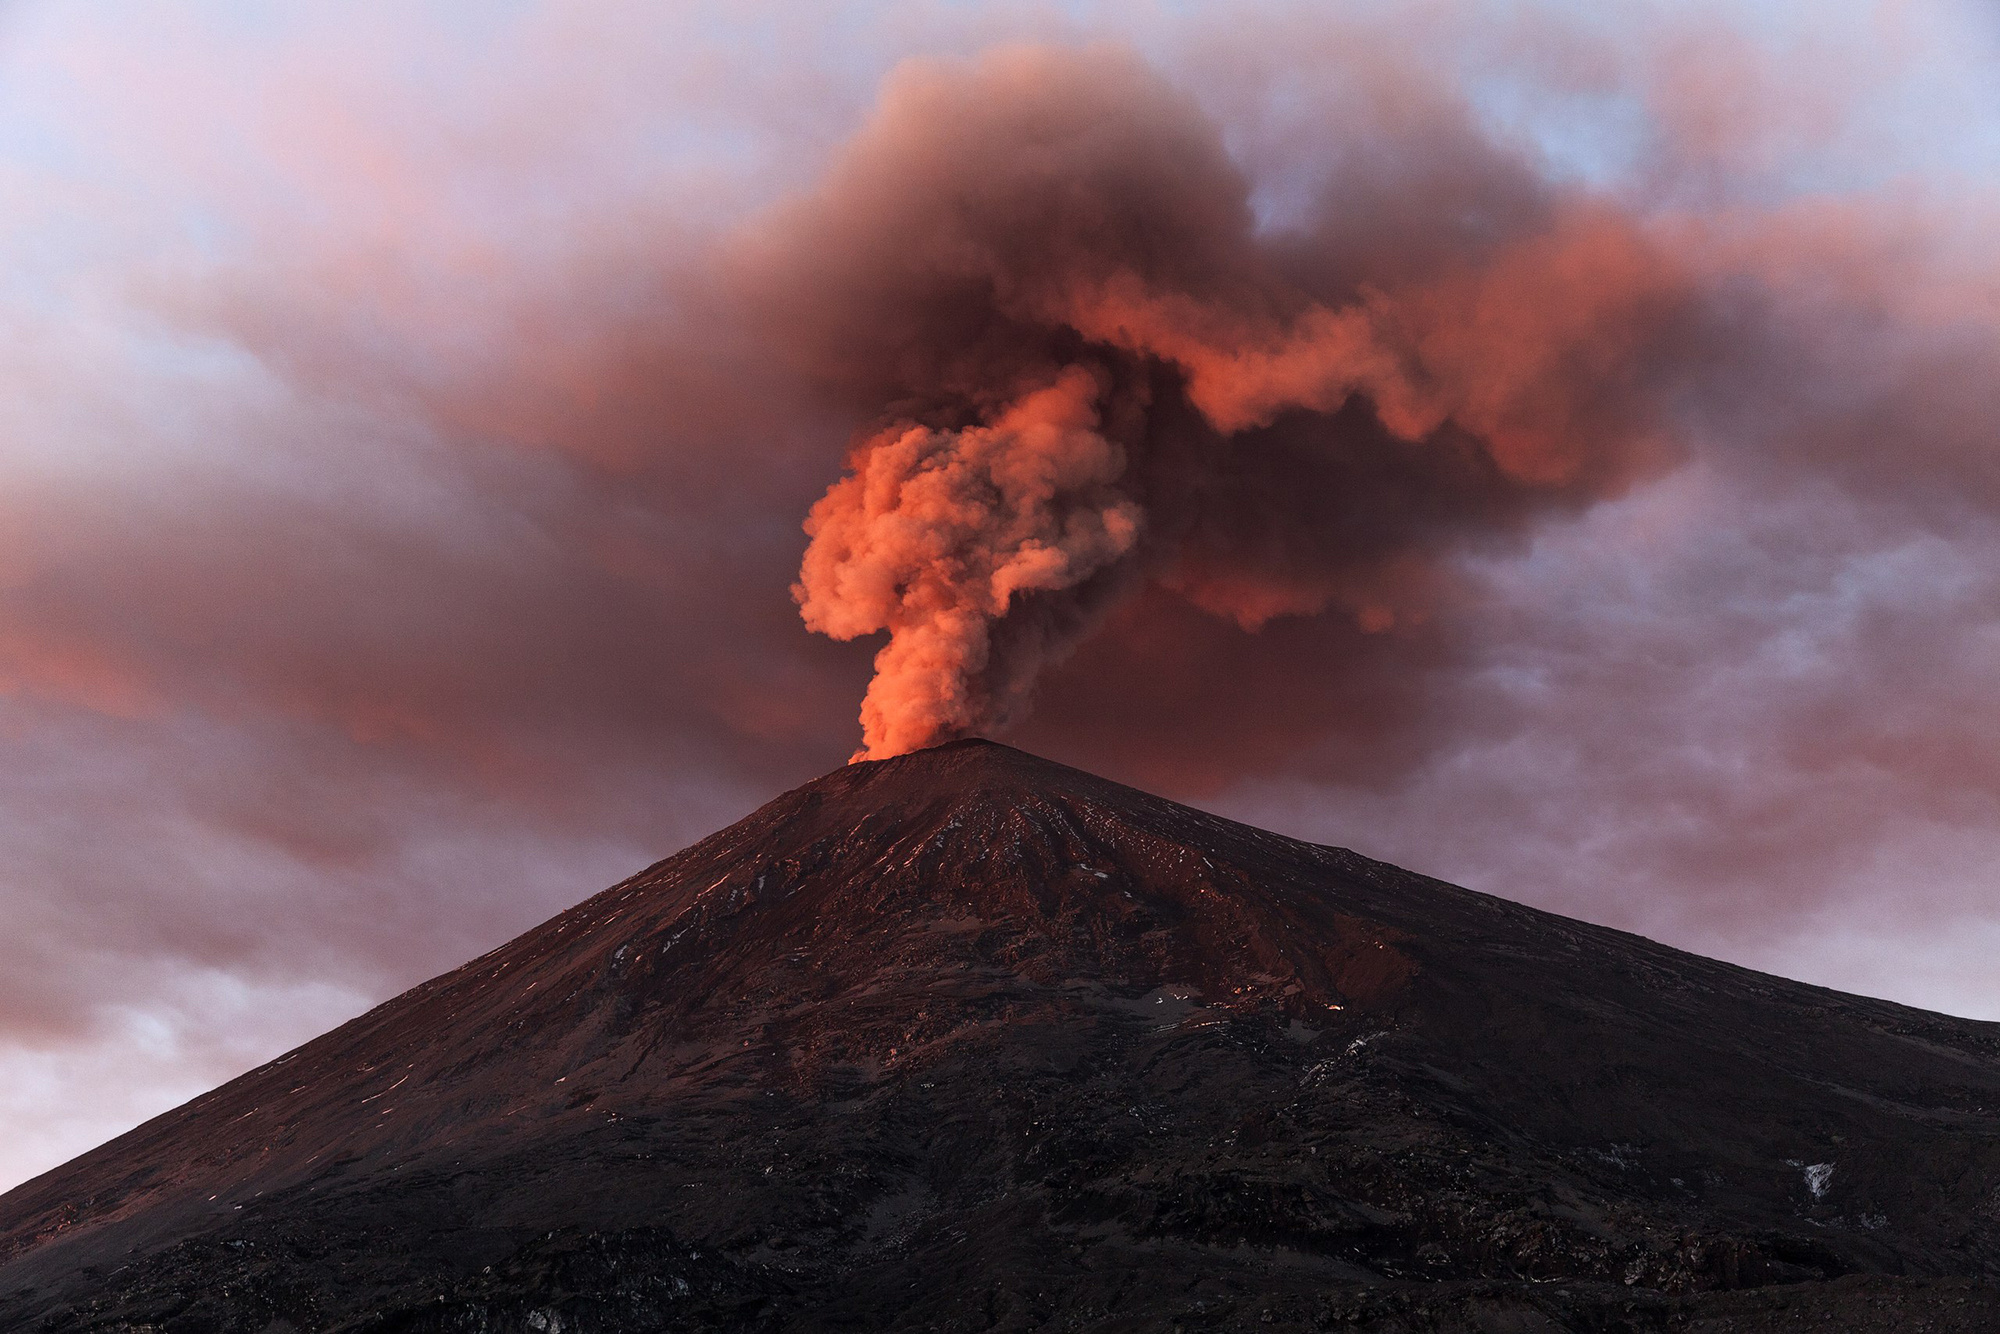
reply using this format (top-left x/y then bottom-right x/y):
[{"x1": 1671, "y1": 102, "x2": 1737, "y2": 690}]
[
  {"x1": 785, "y1": 46, "x2": 1687, "y2": 758},
  {"x1": 796, "y1": 369, "x2": 1144, "y2": 757}
]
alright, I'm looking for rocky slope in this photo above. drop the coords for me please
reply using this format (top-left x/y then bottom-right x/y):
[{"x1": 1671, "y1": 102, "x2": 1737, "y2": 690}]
[{"x1": 3, "y1": 739, "x2": 1999, "y2": 1332}]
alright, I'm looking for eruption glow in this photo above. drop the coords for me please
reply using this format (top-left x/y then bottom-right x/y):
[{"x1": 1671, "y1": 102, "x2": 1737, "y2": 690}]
[{"x1": 796, "y1": 369, "x2": 1143, "y2": 757}]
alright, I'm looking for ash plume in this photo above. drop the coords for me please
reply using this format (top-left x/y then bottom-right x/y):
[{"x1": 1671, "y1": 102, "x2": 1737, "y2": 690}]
[
  {"x1": 795, "y1": 368, "x2": 1144, "y2": 758},
  {"x1": 778, "y1": 46, "x2": 1691, "y2": 758}
]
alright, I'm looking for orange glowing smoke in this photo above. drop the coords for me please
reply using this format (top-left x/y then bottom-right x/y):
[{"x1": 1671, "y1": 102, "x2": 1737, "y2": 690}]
[{"x1": 795, "y1": 369, "x2": 1142, "y2": 759}]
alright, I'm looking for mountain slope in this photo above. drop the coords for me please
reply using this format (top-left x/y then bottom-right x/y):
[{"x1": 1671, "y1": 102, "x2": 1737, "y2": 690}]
[{"x1": 3, "y1": 739, "x2": 1999, "y2": 1332}]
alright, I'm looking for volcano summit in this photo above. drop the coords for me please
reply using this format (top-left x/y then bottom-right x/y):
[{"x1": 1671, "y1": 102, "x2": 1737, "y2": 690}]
[{"x1": 3, "y1": 740, "x2": 1999, "y2": 1331}]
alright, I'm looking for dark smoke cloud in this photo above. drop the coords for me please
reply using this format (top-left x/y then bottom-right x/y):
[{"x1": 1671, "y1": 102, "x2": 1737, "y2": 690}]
[{"x1": 766, "y1": 45, "x2": 1696, "y2": 756}]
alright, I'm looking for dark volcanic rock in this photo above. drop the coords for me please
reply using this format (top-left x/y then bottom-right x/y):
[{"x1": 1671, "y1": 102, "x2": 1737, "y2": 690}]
[{"x1": 4, "y1": 739, "x2": 2000, "y2": 1332}]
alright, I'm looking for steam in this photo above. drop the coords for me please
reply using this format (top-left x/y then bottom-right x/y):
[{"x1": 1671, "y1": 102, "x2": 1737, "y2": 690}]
[{"x1": 786, "y1": 47, "x2": 1686, "y2": 758}]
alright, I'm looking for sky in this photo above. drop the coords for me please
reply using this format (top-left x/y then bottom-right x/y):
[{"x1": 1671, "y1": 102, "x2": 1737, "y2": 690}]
[{"x1": 2, "y1": 0, "x2": 1999, "y2": 1192}]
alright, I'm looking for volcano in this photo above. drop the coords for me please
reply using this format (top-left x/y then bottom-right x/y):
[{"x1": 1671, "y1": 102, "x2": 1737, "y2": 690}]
[{"x1": 4, "y1": 740, "x2": 2000, "y2": 1332}]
